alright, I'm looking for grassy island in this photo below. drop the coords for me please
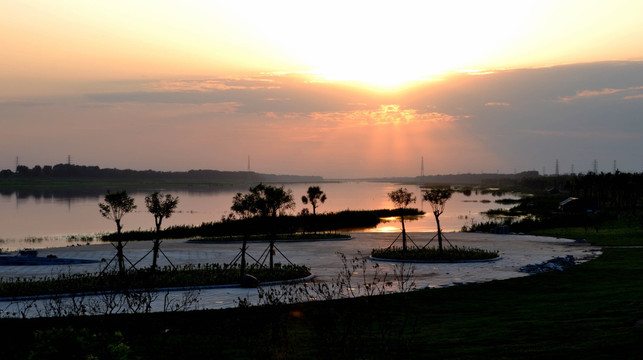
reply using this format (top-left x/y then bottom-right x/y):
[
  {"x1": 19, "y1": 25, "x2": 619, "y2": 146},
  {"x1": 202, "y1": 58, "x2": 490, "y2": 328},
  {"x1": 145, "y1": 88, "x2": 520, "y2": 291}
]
[
  {"x1": 0, "y1": 263, "x2": 310, "y2": 299},
  {"x1": 101, "y1": 209, "x2": 423, "y2": 242},
  {"x1": 188, "y1": 232, "x2": 351, "y2": 243},
  {"x1": 371, "y1": 245, "x2": 500, "y2": 262}
]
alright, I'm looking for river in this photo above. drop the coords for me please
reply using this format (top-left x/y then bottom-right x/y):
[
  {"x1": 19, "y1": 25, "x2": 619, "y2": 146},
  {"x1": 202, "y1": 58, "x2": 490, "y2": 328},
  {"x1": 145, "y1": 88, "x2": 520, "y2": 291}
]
[{"x1": 0, "y1": 182, "x2": 516, "y2": 251}]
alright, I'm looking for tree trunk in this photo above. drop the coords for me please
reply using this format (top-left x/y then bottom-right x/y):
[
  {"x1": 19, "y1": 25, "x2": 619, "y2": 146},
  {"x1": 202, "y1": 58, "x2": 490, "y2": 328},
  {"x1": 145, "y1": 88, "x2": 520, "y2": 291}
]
[
  {"x1": 269, "y1": 239, "x2": 275, "y2": 271},
  {"x1": 151, "y1": 217, "x2": 162, "y2": 270},
  {"x1": 401, "y1": 213, "x2": 407, "y2": 251},
  {"x1": 116, "y1": 219, "x2": 125, "y2": 274},
  {"x1": 241, "y1": 237, "x2": 247, "y2": 276},
  {"x1": 269, "y1": 214, "x2": 276, "y2": 271},
  {"x1": 435, "y1": 212, "x2": 443, "y2": 252},
  {"x1": 116, "y1": 240, "x2": 125, "y2": 274},
  {"x1": 152, "y1": 238, "x2": 160, "y2": 270}
]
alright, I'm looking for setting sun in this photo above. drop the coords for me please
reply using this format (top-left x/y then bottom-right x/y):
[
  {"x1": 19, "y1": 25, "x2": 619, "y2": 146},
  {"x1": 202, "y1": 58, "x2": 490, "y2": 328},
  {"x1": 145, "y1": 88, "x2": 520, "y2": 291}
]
[{"x1": 213, "y1": 1, "x2": 557, "y2": 88}]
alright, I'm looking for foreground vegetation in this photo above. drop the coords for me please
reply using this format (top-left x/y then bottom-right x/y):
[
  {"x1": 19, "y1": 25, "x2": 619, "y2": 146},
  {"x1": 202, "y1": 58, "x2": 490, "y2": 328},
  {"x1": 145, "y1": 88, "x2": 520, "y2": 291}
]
[
  {"x1": 0, "y1": 264, "x2": 310, "y2": 299},
  {"x1": 1, "y1": 219, "x2": 641, "y2": 359},
  {"x1": 371, "y1": 245, "x2": 499, "y2": 261},
  {"x1": 1, "y1": 234, "x2": 642, "y2": 359}
]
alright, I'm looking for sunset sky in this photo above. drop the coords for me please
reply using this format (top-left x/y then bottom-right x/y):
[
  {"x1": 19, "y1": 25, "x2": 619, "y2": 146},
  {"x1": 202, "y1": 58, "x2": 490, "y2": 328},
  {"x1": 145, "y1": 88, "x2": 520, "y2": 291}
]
[{"x1": 1, "y1": 1, "x2": 642, "y2": 177}]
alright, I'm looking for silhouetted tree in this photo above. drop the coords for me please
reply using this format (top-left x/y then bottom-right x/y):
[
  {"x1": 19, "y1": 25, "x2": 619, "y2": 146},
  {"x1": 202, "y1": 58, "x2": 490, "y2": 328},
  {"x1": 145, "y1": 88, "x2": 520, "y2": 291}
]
[
  {"x1": 262, "y1": 184, "x2": 296, "y2": 218},
  {"x1": 99, "y1": 190, "x2": 136, "y2": 274},
  {"x1": 301, "y1": 186, "x2": 327, "y2": 216},
  {"x1": 388, "y1": 187, "x2": 416, "y2": 251},
  {"x1": 261, "y1": 184, "x2": 295, "y2": 270},
  {"x1": 423, "y1": 187, "x2": 453, "y2": 252},
  {"x1": 15, "y1": 165, "x2": 30, "y2": 176},
  {"x1": 231, "y1": 192, "x2": 254, "y2": 275},
  {"x1": 231, "y1": 192, "x2": 259, "y2": 219},
  {"x1": 232, "y1": 183, "x2": 295, "y2": 270},
  {"x1": 145, "y1": 192, "x2": 179, "y2": 270}
]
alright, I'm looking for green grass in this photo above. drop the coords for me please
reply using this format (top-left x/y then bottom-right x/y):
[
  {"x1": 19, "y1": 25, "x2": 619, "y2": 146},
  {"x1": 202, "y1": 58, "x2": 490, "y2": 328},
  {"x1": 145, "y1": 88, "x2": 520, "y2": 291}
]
[{"x1": 530, "y1": 220, "x2": 643, "y2": 246}]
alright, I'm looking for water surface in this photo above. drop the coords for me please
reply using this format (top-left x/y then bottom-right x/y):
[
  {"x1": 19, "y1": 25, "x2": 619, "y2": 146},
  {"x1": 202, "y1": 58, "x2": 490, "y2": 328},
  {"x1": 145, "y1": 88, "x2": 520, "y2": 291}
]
[{"x1": 0, "y1": 182, "x2": 516, "y2": 251}]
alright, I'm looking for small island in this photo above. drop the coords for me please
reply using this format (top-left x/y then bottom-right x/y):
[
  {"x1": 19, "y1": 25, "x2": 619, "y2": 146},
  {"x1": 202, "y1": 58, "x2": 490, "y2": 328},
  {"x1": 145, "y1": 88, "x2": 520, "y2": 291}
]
[
  {"x1": 371, "y1": 187, "x2": 500, "y2": 262},
  {"x1": 371, "y1": 246, "x2": 500, "y2": 263}
]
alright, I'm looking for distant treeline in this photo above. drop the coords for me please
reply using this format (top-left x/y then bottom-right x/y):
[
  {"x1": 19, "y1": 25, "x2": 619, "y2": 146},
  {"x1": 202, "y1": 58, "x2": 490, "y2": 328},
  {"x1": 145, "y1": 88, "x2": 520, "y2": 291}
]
[
  {"x1": 465, "y1": 171, "x2": 643, "y2": 233},
  {"x1": 0, "y1": 163, "x2": 323, "y2": 184},
  {"x1": 416, "y1": 170, "x2": 540, "y2": 185},
  {"x1": 508, "y1": 171, "x2": 643, "y2": 213},
  {"x1": 358, "y1": 171, "x2": 541, "y2": 185}
]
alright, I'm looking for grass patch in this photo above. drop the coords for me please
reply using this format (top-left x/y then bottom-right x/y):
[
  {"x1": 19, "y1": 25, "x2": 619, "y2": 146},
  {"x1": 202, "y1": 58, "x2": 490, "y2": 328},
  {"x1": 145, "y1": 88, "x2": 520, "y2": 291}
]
[
  {"x1": 189, "y1": 232, "x2": 351, "y2": 242},
  {"x1": 371, "y1": 246, "x2": 499, "y2": 261},
  {"x1": 530, "y1": 221, "x2": 643, "y2": 246},
  {"x1": 0, "y1": 263, "x2": 310, "y2": 298}
]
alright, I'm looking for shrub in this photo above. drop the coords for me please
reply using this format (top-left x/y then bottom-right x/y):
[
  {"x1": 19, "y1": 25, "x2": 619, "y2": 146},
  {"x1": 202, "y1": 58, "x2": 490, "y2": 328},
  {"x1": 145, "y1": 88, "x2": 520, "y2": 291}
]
[{"x1": 371, "y1": 246, "x2": 499, "y2": 261}]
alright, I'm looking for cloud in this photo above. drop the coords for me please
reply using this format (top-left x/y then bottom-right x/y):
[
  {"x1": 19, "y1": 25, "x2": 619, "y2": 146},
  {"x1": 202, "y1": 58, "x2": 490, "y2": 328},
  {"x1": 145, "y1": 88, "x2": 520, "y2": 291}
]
[
  {"x1": 3, "y1": 61, "x2": 643, "y2": 176},
  {"x1": 151, "y1": 77, "x2": 281, "y2": 92},
  {"x1": 348, "y1": 105, "x2": 458, "y2": 126},
  {"x1": 294, "y1": 105, "x2": 459, "y2": 129},
  {"x1": 83, "y1": 72, "x2": 371, "y2": 114},
  {"x1": 0, "y1": 100, "x2": 52, "y2": 107},
  {"x1": 557, "y1": 86, "x2": 643, "y2": 103}
]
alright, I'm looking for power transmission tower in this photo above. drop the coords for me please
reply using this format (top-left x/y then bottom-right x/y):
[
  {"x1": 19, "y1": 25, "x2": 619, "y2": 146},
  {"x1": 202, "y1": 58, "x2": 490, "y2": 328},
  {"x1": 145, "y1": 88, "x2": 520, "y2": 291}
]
[
  {"x1": 421, "y1": 156, "x2": 425, "y2": 177},
  {"x1": 555, "y1": 159, "x2": 559, "y2": 176}
]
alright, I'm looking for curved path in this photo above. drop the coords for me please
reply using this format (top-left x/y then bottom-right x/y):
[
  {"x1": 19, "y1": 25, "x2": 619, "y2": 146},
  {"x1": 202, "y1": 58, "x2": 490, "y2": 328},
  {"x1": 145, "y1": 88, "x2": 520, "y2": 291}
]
[{"x1": 0, "y1": 232, "x2": 601, "y2": 313}]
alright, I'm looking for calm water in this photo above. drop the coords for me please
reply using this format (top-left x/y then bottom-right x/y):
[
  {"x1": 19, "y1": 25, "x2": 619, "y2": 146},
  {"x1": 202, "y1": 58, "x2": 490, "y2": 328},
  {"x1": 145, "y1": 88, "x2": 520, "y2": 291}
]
[{"x1": 0, "y1": 182, "x2": 516, "y2": 251}]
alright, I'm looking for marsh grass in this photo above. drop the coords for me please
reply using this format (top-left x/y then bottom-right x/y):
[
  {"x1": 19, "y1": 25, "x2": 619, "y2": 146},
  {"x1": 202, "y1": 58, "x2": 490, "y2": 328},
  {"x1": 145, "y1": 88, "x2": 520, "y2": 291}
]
[
  {"x1": 371, "y1": 246, "x2": 499, "y2": 261},
  {"x1": 239, "y1": 252, "x2": 416, "y2": 307},
  {"x1": 189, "y1": 232, "x2": 351, "y2": 242},
  {"x1": 235, "y1": 252, "x2": 419, "y2": 358},
  {"x1": 0, "y1": 263, "x2": 310, "y2": 299},
  {"x1": 101, "y1": 208, "x2": 423, "y2": 242}
]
